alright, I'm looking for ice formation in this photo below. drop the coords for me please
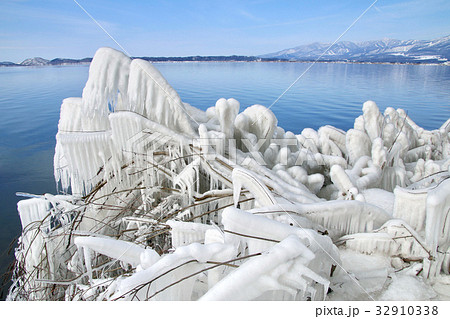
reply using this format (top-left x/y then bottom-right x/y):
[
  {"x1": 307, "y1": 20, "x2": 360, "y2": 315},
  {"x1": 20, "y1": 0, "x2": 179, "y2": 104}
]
[{"x1": 8, "y1": 48, "x2": 450, "y2": 301}]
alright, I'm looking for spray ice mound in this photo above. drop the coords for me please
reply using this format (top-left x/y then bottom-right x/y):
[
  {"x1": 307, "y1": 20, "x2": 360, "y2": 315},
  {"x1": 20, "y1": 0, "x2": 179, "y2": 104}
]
[{"x1": 9, "y1": 47, "x2": 450, "y2": 301}]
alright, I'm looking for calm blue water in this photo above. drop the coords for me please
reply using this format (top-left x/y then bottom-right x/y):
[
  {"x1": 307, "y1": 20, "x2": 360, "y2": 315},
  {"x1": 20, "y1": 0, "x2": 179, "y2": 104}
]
[
  {"x1": 159, "y1": 62, "x2": 449, "y2": 131},
  {"x1": 0, "y1": 62, "x2": 449, "y2": 297}
]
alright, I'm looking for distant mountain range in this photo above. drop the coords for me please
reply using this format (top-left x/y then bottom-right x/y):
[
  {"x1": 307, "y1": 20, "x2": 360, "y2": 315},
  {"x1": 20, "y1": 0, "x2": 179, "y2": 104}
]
[
  {"x1": 1, "y1": 35, "x2": 449, "y2": 66},
  {"x1": 0, "y1": 56, "x2": 282, "y2": 67},
  {"x1": 0, "y1": 57, "x2": 93, "y2": 67},
  {"x1": 136, "y1": 56, "x2": 282, "y2": 62},
  {"x1": 261, "y1": 35, "x2": 450, "y2": 64}
]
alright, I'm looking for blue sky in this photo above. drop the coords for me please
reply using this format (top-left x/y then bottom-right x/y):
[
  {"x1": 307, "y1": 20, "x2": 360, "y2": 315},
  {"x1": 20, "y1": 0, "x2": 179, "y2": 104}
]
[{"x1": 1, "y1": 0, "x2": 449, "y2": 62}]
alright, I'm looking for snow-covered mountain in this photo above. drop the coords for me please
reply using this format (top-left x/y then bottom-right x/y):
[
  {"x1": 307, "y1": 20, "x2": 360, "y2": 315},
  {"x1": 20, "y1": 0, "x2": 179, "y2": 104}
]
[
  {"x1": 261, "y1": 35, "x2": 450, "y2": 63},
  {"x1": 0, "y1": 57, "x2": 93, "y2": 67},
  {"x1": 20, "y1": 57, "x2": 49, "y2": 66},
  {"x1": 4, "y1": 36, "x2": 450, "y2": 66},
  {"x1": 0, "y1": 61, "x2": 16, "y2": 66}
]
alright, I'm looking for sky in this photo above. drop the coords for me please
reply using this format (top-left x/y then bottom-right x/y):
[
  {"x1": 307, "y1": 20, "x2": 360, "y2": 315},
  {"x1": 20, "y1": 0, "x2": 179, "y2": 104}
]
[{"x1": 1, "y1": 0, "x2": 449, "y2": 63}]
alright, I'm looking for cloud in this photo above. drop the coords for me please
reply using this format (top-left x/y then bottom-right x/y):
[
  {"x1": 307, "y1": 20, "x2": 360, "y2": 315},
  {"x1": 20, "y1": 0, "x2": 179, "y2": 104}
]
[
  {"x1": 0, "y1": 1, "x2": 118, "y2": 34},
  {"x1": 238, "y1": 9, "x2": 263, "y2": 22},
  {"x1": 376, "y1": 0, "x2": 450, "y2": 18}
]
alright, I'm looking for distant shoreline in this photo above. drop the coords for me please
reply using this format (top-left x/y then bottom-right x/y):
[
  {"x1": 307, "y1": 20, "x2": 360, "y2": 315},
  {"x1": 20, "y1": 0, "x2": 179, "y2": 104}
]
[
  {"x1": 4, "y1": 35, "x2": 449, "y2": 67},
  {"x1": 1, "y1": 59, "x2": 449, "y2": 67}
]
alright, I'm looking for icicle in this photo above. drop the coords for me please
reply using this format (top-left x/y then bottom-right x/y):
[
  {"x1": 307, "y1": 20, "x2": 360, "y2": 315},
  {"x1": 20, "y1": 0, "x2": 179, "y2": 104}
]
[
  {"x1": 127, "y1": 59, "x2": 196, "y2": 135},
  {"x1": 200, "y1": 235, "x2": 329, "y2": 301},
  {"x1": 318, "y1": 125, "x2": 347, "y2": 155},
  {"x1": 74, "y1": 236, "x2": 152, "y2": 268},
  {"x1": 362, "y1": 100, "x2": 383, "y2": 141},
  {"x1": 330, "y1": 165, "x2": 360, "y2": 199},
  {"x1": 174, "y1": 159, "x2": 199, "y2": 197},
  {"x1": 82, "y1": 47, "x2": 131, "y2": 115},
  {"x1": 111, "y1": 242, "x2": 236, "y2": 300},
  {"x1": 232, "y1": 167, "x2": 276, "y2": 208},
  {"x1": 17, "y1": 198, "x2": 50, "y2": 231},
  {"x1": 236, "y1": 104, "x2": 277, "y2": 153},
  {"x1": 393, "y1": 186, "x2": 428, "y2": 232},
  {"x1": 59, "y1": 97, "x2": 110, "y2": 132},
  {"x1": 215, "y1": 98, "x2": 239, "y2": 138},
  {"x1": 82, "y1": 246, "x2": 93, "y2": 283},
  {"x1": 56, "y1": 131, "x2": 113, "y2": 195},
  {"x1": 167, "y1": 220, "x2": 215, "y2": 248},
  {"x1": 340, "y1": 219, "x2": 430, "y2": 261},
  {"x1": 423, "y1": 178, "x2": 450, "y2": 277},
  {"x1": 346, "y1": 129, "x2": 372, "y2": 165}
]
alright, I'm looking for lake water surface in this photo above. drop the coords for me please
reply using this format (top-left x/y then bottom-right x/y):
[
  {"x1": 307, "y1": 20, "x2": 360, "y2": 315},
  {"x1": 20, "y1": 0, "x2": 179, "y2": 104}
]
[{"x1": 0, "y1": 62, "x2": 449, "y2": 297}]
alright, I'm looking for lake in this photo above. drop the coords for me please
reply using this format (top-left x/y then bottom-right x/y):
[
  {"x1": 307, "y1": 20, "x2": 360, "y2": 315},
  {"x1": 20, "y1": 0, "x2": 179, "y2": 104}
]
[{"x1": 0, "y1": 62, "x2": 449, "y2": 298}]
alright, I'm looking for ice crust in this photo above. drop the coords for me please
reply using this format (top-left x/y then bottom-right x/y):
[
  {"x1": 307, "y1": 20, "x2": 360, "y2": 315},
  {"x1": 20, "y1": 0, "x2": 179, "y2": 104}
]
[{"x1": 10, "y1": 47, "x2": 450, "y2": 301}]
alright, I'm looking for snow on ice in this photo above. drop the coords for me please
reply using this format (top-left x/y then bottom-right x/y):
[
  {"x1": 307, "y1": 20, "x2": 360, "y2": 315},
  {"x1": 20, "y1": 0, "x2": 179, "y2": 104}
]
[{"x1": 8, "y1": 47, "x2": 450, "y2": 301}]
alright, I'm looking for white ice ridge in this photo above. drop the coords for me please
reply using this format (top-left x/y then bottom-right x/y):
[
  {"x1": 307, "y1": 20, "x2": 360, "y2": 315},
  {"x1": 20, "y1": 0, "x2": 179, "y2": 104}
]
[{"x1": 9, "y1": 47, "x2": 450, "y2": 301}]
